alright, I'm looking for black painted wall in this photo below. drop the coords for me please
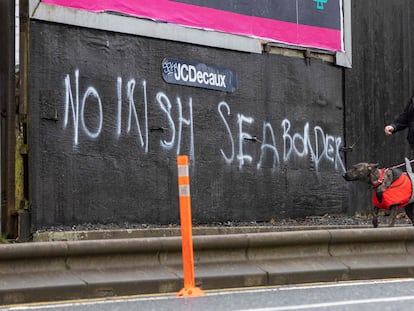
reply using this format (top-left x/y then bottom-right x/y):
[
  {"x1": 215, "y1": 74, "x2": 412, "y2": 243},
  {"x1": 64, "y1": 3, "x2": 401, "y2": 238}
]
[
  {"x1": 344, "y1": 0, "x2": 414, "y2": 214},
  {"x1": 28, "y1": 21, "x2": 345, "y2": 229}
]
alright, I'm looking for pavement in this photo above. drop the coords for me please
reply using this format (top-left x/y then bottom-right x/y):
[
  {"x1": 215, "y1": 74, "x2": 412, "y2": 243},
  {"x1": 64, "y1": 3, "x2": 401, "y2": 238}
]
[{"x1": 1, "y1": 225, "x2": 414, "y2": 306}]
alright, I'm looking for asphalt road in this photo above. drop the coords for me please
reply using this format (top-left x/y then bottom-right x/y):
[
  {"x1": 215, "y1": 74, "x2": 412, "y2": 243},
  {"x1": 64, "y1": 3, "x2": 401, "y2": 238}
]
[{"x1": 3, "y1": 278, "x2": 414, "y2": 311}]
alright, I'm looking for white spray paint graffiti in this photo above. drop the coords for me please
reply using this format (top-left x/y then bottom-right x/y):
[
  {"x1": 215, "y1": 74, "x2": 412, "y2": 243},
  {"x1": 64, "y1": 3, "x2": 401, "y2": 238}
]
[
  {"x1": 157, "y1": 92, "x2": 175, "y2": 150},
  {"x1": 237, "y1": 113, "x2": 254, "y2": 168},
  {"x1": 156, "y1": 92, "x2": 195, "y2": 161},
  {"x1": 64, "y1": 70, "x2": 80, "y2": 145},
  {"x1": 218, "y1": 101, "x2": 345, "y2": 172},
  {"x1": 80, "y1": 86, "x2": 102, "y2": 139},
  {"x1": 176, "y1": 96, "x2": 194, "y2": 161},
  {"x1": 63, "y1": 70, "x2": 345, "y2": 173},
  {"x1": 126, "y1": 79, "x2": 147, "y2": 150},
  {"x1": 64, "y1": 70, "x2": 103, "y2": 144},
  {"x1": 257, "y1": 122, "x2": 279, "y2": 170},
  {"x1": 118, "y1": 77, "x2": 148, "y2": 152},
  {"x1": 218, "y1": 102, "x2": 234, "y2": 164},
  {"x1": 281, "y1": 119, "x2": 345, "y2": 172},
  {"x1": 116, "y1": 77, "x2": 122, "y2": 138},
  {"x1": 65, "y1": 70, "x2": 195, "y2": 160}
]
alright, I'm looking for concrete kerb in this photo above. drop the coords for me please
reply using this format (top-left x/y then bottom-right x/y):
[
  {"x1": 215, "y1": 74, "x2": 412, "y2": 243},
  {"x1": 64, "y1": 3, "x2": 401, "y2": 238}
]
[
  {"x1": 31, "y1": 225, "x2": 373, "y2": 242},
  {"x1": 327, "y1": 227, "x2": 414, "y2": 281},
  {"x1": 1, "y1": 227, "x2": 414, "y2": 305}
]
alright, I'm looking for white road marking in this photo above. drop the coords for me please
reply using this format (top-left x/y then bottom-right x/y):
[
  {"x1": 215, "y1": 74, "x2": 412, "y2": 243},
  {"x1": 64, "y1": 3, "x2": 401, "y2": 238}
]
[
  {"x1": 239, "y1": 295, "x2": 414, "y2": 311},
  {"x1": 278, "y1": 278, "x2": 414, "y2": 291},
  {"x1": 4, "y1": 278, "x2": 414, "y2": 310}
]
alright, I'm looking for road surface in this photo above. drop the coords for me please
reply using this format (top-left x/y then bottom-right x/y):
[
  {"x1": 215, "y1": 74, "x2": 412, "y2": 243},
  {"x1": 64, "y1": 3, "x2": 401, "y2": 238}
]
[{"x1": 3, "y1": 278, "x2": 414, "y2": 311}]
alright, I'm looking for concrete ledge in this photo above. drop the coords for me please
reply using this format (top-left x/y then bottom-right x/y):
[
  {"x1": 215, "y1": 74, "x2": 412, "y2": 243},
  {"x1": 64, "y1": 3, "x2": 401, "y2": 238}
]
[
  {"x1": 32, "y1": 225, "x2": 375, "y2": 242},
  {"x1": 2, "y1": 227, "x2": 414, "y2": 305}
]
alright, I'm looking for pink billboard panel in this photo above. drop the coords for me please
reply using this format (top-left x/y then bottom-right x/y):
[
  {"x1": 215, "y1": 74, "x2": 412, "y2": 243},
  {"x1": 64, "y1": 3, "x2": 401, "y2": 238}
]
[{"x1": 41, "y1": 0, "x2": 343, "y2": 51}]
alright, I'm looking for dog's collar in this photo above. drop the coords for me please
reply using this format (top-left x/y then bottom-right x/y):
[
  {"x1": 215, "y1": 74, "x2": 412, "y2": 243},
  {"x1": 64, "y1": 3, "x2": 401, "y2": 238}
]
[{"x1": 373, "y1": 168, "x2": 388, "y2": 188}]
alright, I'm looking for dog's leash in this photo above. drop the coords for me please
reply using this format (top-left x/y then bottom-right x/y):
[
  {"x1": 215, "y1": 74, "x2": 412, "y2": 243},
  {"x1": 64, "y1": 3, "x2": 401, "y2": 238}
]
[
  {"x1": 341, "y1": 137, "x2": 414, "y2": 170},
  {"x1": 390, "y1": 159, "x2": 414, "y2": 169},
  {"x1": 374, "y1": 159, "x2": 414, "y2": 189}
]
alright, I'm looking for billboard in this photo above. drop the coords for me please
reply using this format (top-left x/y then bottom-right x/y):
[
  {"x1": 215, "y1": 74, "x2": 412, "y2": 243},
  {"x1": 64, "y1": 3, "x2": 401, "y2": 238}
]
[{"x1": 41, "y1": 0, "x2": 343, "y2": 51}]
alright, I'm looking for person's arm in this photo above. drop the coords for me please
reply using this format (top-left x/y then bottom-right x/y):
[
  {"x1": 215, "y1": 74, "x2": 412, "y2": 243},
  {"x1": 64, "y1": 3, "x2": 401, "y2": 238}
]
[
  {"x1": 384, "y1": 125, "x2": 394, "y2": 136},
  {"x1": 385, "y1": 98, "x2": 413, "y2": 134}
]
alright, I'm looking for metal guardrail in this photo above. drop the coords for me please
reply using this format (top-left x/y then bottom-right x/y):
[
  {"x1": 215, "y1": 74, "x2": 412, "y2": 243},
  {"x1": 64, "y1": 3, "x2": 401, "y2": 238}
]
[{"x1": 1, "y1": 227, "x2": 414, "y2": 306}]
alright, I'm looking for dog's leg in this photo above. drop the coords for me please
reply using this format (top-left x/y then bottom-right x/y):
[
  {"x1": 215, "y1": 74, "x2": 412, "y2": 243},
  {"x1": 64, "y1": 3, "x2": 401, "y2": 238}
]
[
  {"x1": 373, "y1": 207, "x2": 379, "y2": 228},
  {"x1": 388, "y1": 206, "x2": 397, "y2": 227},
  {"x1": 404, "y1": 204, "x2": 414, "y2": 226}
]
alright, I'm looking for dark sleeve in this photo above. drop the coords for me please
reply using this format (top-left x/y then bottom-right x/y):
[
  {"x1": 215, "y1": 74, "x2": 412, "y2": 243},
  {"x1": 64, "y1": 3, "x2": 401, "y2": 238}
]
[{"x1": 391, "y1": 98, "x2": 414, "y2": 133}]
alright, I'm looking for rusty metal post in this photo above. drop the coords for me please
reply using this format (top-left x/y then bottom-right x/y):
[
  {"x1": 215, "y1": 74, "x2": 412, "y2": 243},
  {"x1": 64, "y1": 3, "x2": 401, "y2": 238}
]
[{"x1": 16, "y1": 0, "x2": 31, "y2": 241}]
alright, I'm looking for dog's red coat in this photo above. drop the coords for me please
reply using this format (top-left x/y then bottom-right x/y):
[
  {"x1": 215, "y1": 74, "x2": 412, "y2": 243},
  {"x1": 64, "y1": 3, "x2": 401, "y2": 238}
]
[{"x1": 371, "y1": 173, "x2": 412, "y2": 210}]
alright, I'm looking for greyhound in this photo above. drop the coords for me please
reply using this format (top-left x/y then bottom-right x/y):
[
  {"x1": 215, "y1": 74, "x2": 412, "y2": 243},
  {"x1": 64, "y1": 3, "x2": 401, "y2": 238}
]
[{"x1": 343, "y1": 159, "x2": 414, "y2": 227}]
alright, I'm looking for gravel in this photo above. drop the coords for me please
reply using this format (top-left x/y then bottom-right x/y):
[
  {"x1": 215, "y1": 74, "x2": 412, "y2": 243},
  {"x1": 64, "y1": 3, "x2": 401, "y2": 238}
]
[{"x1": 35, "y1": 212, "x2": 413, "y2": 233}]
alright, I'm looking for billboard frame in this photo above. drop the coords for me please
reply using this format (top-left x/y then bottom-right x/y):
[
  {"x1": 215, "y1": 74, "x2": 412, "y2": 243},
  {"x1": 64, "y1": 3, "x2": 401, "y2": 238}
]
[{"x1": 29, "y1": 0, "x2": 351, "y2": 67}]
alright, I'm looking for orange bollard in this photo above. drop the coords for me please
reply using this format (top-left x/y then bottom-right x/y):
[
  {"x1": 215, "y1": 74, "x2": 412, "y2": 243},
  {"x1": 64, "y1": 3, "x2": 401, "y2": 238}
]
[{"x1": 176, "y1": 155, "x2": 205, "y2": 297}]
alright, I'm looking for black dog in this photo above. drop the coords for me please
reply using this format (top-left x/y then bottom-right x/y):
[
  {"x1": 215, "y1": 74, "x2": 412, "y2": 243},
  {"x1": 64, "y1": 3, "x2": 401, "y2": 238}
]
[{"x1": 343, "y1": 159, "x2": 414, "y2": 227}]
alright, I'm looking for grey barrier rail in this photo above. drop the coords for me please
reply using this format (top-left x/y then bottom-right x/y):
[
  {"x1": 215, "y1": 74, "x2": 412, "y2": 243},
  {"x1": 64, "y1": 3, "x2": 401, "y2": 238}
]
[{"x1": 1, "y1": 227, "x2": 414, "y2": 305}]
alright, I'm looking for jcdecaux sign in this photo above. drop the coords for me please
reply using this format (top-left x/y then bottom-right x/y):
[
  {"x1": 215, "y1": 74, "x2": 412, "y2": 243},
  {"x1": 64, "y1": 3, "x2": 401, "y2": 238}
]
[{"x1": 162, "y1": 58, "x2": 237, "y2": 93}]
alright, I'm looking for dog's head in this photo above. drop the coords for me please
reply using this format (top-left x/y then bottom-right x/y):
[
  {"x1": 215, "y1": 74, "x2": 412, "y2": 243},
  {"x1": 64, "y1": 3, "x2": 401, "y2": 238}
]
[{"x1": 343, "y1": 162, "x2": 380, "y2": 183}]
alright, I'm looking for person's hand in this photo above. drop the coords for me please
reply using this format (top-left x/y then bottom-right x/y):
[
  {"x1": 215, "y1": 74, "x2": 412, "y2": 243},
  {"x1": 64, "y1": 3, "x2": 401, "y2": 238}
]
[{"x1": 384, "y1": 125, "x2": 394, "y2": 136}]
